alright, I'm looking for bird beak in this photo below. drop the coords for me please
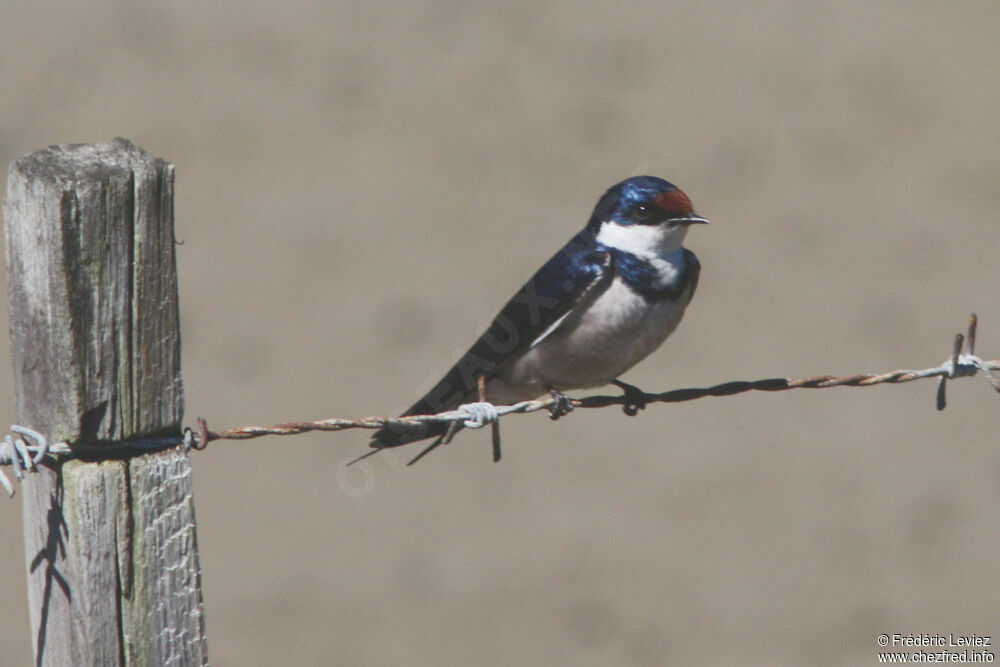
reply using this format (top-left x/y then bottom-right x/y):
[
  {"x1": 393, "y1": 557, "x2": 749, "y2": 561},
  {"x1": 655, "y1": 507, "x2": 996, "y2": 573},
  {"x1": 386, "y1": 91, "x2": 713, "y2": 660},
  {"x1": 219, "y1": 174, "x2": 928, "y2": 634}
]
[{"x1": 670, "y1": 215, "x2": 710, "y2": 226}]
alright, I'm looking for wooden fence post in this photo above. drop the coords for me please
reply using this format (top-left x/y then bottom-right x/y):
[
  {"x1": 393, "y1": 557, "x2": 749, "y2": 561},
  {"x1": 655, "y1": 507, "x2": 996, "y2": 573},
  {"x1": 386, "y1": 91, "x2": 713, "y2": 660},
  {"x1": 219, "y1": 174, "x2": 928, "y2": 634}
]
[{"x1": 4, "y1": 138, "x2": 208, "y2": 665}]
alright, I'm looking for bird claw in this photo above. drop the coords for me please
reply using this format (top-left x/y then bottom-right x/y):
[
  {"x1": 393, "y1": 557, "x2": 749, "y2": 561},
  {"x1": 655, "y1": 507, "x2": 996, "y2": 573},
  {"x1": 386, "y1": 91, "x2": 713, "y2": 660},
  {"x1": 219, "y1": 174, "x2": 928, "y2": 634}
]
[
  {"x1": 547, "y1": 388, "x2": 574, "y2": 420},
  {"x1": 613, "y1": 380, "x2": 647, "y2": 416}
]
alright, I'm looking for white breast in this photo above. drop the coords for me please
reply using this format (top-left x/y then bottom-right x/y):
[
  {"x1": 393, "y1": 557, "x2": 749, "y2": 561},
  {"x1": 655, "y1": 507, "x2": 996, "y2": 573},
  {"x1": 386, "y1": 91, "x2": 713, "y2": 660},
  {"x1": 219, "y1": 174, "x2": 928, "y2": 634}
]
[{"x1": 486, "y1": 273, "x2": 694, "y2": 403}]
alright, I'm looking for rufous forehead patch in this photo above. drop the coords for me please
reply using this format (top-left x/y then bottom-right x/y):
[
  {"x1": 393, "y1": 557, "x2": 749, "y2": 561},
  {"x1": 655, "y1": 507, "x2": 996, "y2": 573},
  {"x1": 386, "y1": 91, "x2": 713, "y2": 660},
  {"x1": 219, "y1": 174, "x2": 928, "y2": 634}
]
[{"x1": 653, "y1": 190, "x2": 693, "y2": 217}]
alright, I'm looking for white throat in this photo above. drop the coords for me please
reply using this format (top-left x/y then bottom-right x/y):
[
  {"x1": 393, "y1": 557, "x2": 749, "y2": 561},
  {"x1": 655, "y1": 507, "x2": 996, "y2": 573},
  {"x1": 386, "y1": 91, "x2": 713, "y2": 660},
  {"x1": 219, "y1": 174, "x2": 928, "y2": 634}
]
[{"x1": 595, "y1": 221, "x2": 688, "y2": 259}]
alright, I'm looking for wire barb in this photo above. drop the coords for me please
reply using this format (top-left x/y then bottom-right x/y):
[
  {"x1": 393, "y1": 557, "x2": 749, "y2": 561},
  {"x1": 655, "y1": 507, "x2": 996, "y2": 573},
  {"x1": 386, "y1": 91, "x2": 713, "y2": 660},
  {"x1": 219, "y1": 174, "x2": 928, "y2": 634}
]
[
  {"x1": 459, "y1": 402, "x2": 500, "y2": 429},
  {"x1": 968, "y1": 313, "x2": 978, "y2": 356},
  {"x1": 0, "y1": 426, "x2": 51, "y2": 497}
]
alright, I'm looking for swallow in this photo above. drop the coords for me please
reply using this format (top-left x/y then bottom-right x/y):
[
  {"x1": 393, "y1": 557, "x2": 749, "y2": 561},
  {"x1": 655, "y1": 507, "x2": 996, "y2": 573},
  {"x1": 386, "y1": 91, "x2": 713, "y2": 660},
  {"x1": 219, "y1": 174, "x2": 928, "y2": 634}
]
[{"x1": 367, "y1": 176, "x2": 707, "y2": 463}]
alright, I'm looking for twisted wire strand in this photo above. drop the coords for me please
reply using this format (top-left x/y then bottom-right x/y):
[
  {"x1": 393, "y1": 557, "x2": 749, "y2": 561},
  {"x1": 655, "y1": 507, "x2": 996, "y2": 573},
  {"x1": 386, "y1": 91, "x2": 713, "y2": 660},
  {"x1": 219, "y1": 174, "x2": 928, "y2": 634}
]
[
  {"x1": 3, "y1": 315, "x2": 999, "y2": 492},
  {"x1": 199, "y1": 356, "x2": 1000, "y2": 443},
  {"x1": 195, "y1": 315, "x2": 998, "y2": 447}
]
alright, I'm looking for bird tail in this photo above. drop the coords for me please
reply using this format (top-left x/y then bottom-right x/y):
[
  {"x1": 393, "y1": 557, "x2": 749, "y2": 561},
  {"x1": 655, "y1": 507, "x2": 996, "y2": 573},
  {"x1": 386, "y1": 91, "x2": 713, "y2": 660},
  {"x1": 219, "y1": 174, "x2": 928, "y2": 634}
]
[
  {"x1": 368, "y1": 367, "x2": 474, "y2": 450},
  {"x1": 369, "y1": 405, "x2": 453, "y2": 449}
]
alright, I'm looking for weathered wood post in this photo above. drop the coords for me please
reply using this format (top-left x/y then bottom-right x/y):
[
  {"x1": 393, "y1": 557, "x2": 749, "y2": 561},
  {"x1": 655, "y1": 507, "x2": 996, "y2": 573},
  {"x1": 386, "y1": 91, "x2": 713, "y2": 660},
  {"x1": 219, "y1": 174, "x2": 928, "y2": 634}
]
[{"x1": 4, "y1": 138, "x2": 208, "y2": 665}]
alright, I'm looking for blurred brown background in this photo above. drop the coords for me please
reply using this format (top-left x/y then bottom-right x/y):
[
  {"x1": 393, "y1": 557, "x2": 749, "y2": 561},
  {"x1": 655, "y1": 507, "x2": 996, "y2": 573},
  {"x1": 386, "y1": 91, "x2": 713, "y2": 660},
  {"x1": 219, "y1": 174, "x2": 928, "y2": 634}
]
[{"x1": 1, "y1": 2, "x2": 998, "y2": 664}]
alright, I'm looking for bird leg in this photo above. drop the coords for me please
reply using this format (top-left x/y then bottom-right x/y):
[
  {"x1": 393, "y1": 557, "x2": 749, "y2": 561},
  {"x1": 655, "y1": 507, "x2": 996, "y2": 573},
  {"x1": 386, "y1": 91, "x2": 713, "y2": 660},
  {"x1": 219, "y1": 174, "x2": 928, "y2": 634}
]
[
  {"x1": 546, "y1": 387, "x2": 574, "y2": 420},
  {"x1": 612, "y1": 379, "x2": 647, "y2": 416}
]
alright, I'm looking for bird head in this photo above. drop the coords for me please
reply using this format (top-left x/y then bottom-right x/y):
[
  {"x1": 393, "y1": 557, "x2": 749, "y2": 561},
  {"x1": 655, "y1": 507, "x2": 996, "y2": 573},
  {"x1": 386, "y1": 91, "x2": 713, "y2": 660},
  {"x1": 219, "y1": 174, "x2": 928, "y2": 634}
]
[{"x1": 587, "y1": 176, "x2": 708, "y2": 257}]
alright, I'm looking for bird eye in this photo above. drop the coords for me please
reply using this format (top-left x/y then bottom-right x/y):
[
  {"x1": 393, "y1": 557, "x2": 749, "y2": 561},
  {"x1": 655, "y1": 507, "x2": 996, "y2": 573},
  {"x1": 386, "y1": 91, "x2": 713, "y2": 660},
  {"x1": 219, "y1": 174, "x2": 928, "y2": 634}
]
[{"x1": 634, "y1": 204, "x2": 653, "y2": 220}]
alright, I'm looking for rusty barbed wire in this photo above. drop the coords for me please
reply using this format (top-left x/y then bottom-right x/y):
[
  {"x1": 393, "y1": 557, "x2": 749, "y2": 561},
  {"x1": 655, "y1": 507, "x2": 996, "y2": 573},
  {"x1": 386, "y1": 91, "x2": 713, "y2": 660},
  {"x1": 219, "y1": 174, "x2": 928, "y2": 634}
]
[
  {"x1": 191, "y1": 314, "x2": 1000, "y2": 448},
  {"x1": 2, "y1": 314, "x2": 999, "y2": 492}
]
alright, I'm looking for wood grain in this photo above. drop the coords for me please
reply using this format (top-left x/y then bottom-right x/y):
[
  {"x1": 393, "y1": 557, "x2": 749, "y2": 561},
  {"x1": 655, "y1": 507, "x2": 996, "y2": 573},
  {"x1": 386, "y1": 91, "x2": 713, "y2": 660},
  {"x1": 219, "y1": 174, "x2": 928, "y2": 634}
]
[{"x1": 4, "y1": 138, "x2": 207, "y2": 665}]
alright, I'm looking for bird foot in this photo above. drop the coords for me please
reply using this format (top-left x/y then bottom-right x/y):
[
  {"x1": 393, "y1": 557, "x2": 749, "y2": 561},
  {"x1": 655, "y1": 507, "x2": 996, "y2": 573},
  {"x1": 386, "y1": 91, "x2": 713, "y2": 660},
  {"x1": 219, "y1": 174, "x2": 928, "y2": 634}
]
[
  {"x1": 612, "y1": 380, "x2": 647, "y2": 416},
  {"x1": 547, "y1": 387, "x2": 574, "y2": 420}
]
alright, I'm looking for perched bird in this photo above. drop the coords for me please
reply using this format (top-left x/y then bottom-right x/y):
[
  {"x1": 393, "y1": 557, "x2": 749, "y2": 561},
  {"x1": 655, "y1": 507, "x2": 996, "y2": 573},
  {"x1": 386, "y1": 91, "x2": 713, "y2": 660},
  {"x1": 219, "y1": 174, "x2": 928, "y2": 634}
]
[{"x1": 368, "y1": 176, "x2": 708, "y2": 463}]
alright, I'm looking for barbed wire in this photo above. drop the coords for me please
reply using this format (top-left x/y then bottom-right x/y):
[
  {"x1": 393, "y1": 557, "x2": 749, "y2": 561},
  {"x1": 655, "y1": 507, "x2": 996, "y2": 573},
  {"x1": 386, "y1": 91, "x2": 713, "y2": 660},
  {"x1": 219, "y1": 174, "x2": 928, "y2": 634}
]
[{"x1": 2, "y1": 314, "x2": 999, "y2": 494}]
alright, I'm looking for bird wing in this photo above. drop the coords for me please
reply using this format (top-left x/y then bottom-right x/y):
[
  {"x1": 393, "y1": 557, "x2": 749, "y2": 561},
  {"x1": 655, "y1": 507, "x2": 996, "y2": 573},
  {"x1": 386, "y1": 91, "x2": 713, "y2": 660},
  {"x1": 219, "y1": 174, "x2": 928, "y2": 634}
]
[{"x1": 370, "y1": 231, "x2": 612, "y2": 448}]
